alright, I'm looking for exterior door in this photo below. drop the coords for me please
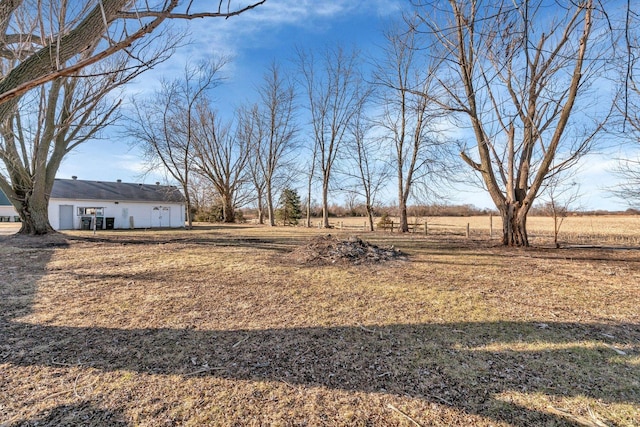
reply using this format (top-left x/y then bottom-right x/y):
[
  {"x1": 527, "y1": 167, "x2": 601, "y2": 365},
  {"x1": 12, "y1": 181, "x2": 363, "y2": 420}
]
[
  {"x1": 151, "y1": 206, "x2": 171, "y2": 227},
  {"x1": 152, "y1": 207, "x2": 161, "y2": 227},
  {"x1": 161, "y1": 207, "x2": 171, "y2": 227},
  {"x1": 59, "y1": 205, "x2": 74, "y2": 230}
]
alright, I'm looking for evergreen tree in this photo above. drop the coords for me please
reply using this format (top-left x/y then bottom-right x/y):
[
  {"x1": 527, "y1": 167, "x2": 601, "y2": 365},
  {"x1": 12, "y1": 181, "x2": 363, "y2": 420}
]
[{"x1": 276, "y1": 188, "x2": 302, "y2": 226}]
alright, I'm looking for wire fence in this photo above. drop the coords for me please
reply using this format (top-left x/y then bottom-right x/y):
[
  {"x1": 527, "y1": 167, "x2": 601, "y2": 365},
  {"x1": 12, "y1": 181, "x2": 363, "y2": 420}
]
[{"x1": 320, "y1": 215, "x2": 640, "y2": 247}]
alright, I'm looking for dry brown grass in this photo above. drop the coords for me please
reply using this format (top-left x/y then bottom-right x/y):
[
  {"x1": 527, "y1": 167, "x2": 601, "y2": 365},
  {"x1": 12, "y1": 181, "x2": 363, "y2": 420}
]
[{"x1": 1, "y1": 224, "x2": 639, "y2": 426}]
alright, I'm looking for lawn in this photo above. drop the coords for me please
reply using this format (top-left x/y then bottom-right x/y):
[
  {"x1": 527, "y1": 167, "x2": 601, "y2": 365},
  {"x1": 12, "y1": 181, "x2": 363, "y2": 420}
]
[{"x1": 1, "y1": 224, "x2": 638, "y2": 426}]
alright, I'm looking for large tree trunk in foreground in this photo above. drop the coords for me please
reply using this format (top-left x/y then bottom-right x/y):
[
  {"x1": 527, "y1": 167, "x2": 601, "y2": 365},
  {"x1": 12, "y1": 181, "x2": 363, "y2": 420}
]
[
  {"x1": 501, "y1": 203, "x2": 529, "y2": 247},
  {"x1": 414, "y1": 2, "x2": 597, "y2": 247},
  {"x1": 18, "y1": 203, "x2": 54, "y2": 235},
  {"x1": 14, "y1": 185, "x2": 55, "y2": 235}
]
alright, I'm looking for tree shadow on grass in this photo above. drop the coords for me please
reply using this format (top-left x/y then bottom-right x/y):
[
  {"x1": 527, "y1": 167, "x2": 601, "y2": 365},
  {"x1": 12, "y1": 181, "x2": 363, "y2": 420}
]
[
  {"x1": 3, "y1": 317, "x2": 639, "y2": 425},
  {"x1": 5, "y1": 402, "x2": 130, "y2": 427},
  {"x1": 61, "y1": 233, "x2": 301, "y2": 253},
  {"x1": 1, "y1": 235, "x2": 639, "y2": 426}
]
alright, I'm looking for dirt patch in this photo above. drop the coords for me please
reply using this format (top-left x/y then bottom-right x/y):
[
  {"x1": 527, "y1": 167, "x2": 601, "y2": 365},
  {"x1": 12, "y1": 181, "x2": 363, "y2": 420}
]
[
  {"x1": 292, "y1": 234, "x2": 407, "y2": 265},
  {"x1": 0, "y1": 232, "x2": 70, "y2": 248}
]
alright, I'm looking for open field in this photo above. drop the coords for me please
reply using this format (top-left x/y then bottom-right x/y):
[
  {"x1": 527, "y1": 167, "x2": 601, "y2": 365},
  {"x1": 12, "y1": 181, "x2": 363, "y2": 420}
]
[
  {"x1": 323, "y1": 215, "x2": 640, "y2": 246},
  {"x1": 1, "y1": 223, "x2": 639, "y2": 426}
]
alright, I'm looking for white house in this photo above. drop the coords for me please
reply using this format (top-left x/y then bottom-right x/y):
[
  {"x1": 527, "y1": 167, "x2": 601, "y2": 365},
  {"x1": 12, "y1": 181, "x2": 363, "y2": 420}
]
[
  {"x1": 50, "y1": 178, "x2": 186, "y2": 230},
  {"x1": 0, "y1": 178, "x2": 186, "y2": 230},
  {"x1": 0, "y1": 189, "x2": 19, "y2": 222}
]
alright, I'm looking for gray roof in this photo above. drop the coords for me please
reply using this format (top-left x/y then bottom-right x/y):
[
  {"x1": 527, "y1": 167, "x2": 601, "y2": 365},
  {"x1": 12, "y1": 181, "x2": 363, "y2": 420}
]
[
  {"x1": 51, "y1": 179, "x2": 185, "y2": 203},
  {"x1": 0, "y1": 188, "x2": 10, "y2": 206}
]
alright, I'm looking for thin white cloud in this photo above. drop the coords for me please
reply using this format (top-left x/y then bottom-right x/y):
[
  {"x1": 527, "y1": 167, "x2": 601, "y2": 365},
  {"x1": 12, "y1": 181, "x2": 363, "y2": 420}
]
[
  {"x1": 182, "y1": 0, "x2": 407, "y2": 52},
  {"x1": 233, "y1": 1, "x2": 373, "y2": 25},
  {"x1": 248, "y1": 0, "x2": 405, "y2": 28}
]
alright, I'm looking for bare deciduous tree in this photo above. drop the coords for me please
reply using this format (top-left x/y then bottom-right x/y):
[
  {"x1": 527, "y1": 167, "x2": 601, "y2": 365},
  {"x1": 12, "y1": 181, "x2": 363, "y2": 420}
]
[
  {"x1": 0, "y1": 0, "x2": 265, "y2": 235},
  {"x1": 342, "y1": 108, "x2": 390, "y2": 231},
  {"x1": 613, "y1": 4, "x2": 640, "y2": 208},
  {"x1": 246, "y1": 62, "x2": 298, "y2": 226},
  {"x1": 374, "y1": 23, "x2": 450, "y2": 233},
  {"x1": 192, "y1": 103, "x2": 251, "y2": 223},
  {"x1": 611, "y1": 157, "x2": 640, "y2": 208},
  {"x1": 538, "y1": 171, "x2": 581, "y2": 248},
  {"x1": 297, "y1": 46, "x2": 368, "y2": 228},
  {"x1": 127, "y1": 59, "x2": 227, "y2": 229},
  {"x1": 240, "y1": 105, "x2": 268, "y2": 224},
  {"x1": 0, "y1": 54, "x2": 154, "y2": 234},
  {"x1": 303, "y1": 145, "x2": 318, "y2": 228},
  {"x1": 412, "y1": 0, "x2": 608, "y2": 246},
  {"x1": 187, "y1": 174, "x2": 219, "y2": 219}
]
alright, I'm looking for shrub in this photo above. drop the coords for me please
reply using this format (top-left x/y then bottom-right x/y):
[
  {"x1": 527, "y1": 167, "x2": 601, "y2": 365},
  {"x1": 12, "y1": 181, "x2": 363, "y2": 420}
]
[
  {"x1": 376, "y1": 213, "x2": 394, "y2": 229},
  {"x1": 194, "y1": 205, "x2": 223, "y2": 222}
]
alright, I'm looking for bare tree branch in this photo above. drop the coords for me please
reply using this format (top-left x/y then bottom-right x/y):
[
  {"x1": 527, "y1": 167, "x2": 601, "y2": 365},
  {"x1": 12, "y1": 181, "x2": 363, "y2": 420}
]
[
  {"x1": 411, "y1": 0, "x2": 608, "y2": 246},
  {"x1": 0, "y1": 1, "x2": 266, "y2": 116}
]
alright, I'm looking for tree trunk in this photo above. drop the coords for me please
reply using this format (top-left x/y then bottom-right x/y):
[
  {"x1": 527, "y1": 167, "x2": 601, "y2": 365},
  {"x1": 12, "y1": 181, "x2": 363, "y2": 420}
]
[
  {"x1": 552, "y1": 207, "x2": 562, "y2": 249},
  {"x1": 266, "y1": 183, "x2": 275, "y2": 226},
  {"x1": 257, "y1": 195, "x2": 265, "y2": 225},
  {"x1": 222, "y1": 195, "x2": 235, "y2": 223},
  {"x1": 305, "y1": 165, "x2": 313, "y2": 228},
  {"x1": 366, "y1": 204, "x2": 375, "y2": 232},
  {"x1": 305, "y1": 195, "x2": 312, "y2": 227},
  {"x1": 184, "y1": 190, "x2": 193, "y2": 229},
  {"x1": 501, "y1": 203, "x2": 529, "y2": 247},
  {"x1": 16, "y1": 192, "x2": 55, "y2": 235},
  {"x1": 398, "y1": 198, "x2": 409, "y2": 233},
  {"x1": 321, "y1": 180, "x2": 330, "y2": 228},
  {"x1": 397, "y1": 165, "x2": 410, "y2": 232}
]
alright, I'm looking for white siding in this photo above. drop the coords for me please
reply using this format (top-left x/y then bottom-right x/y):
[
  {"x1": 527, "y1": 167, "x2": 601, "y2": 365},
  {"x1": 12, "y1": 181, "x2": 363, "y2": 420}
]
[
  {"x1": 0, "y1": 205, "x2": 18, "y2": 221},
  {"x1": 48, "y1": 199, "x2": 185, "y2": 230}
]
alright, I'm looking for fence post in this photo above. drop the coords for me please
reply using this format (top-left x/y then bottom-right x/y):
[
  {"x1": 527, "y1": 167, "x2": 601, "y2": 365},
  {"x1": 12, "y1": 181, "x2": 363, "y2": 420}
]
[
  {"x1": 390, "y1": 221, "x2": 394, "y2": 233},
  {"x1": 466, "y1": 223, "x2": 470, "y2": 239},
  {"x1": 364, "y1": 221, "x2": 367, "y2": 232},
  {"x1": 424, "y1": 220, "x2": 428, "y2": 236}
]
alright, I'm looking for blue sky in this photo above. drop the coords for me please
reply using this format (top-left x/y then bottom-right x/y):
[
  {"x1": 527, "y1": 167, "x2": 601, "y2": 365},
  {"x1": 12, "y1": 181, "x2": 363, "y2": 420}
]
[
  {"x1": 59, "y1": 2, "x2": 397, "y2": 175},
  {"x1": 57, "y1": 0, "x2": 635, "y2": 211}
]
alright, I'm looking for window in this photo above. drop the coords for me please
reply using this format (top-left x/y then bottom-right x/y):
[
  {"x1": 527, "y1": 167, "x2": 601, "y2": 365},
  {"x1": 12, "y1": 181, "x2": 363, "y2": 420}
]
[{"x1": 77, "y1": 207, "x2": 104, "y2": 216}]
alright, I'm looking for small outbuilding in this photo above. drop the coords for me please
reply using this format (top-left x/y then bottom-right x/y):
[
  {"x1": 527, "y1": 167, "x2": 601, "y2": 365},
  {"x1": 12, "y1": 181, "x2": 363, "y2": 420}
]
[
  {"x1": 0, "y1": 189, "x2": 19, "y2": 222},
  {"x1": 49, "y1": 178, "x2": 186, "y2": 230}
]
